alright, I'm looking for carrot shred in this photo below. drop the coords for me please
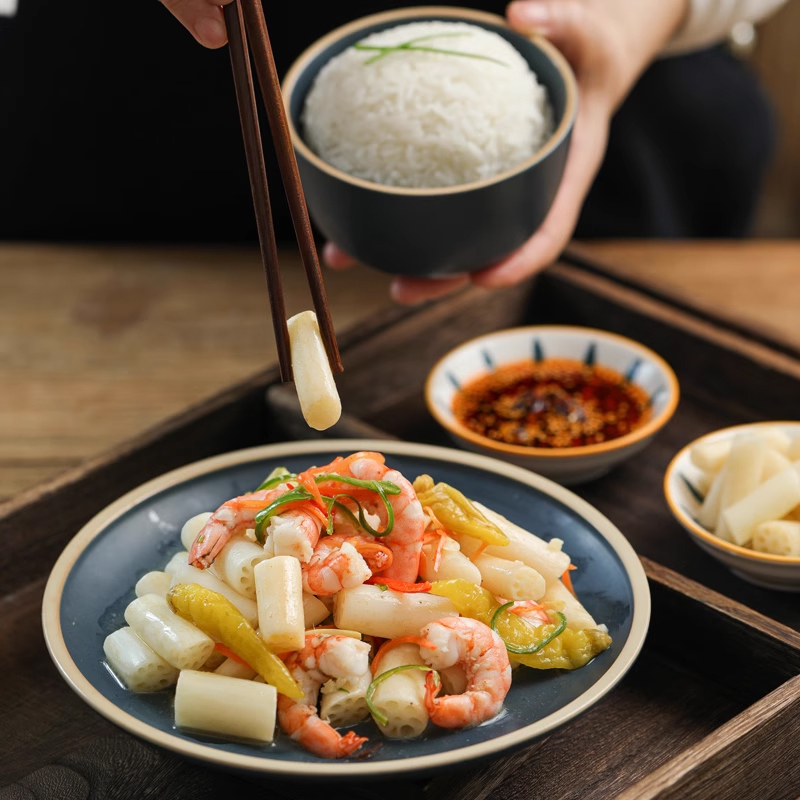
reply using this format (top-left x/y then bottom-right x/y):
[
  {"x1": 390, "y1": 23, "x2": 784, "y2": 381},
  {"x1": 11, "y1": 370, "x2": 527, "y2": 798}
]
[
  {"x1": 238, "y1": 498, "x2": 278, "y2": 511},
  {"x1": 423, "y1": 506, "x2": 449, "y2": 573},
  {"x1": 510, "y1": 600, "x2": 550, "y2": 624},
  {"x1": 214, "y1": 642, "x2": 253, "y2": 670},
  {"x1": 469, "y1": 541, "x2": 489, "y2": 563},
  {"x1": 365, "y1": 576, "x2": 432, "y2": 593},
  {"x1": 562, "y1": 564, "x2": 578, "y2": 598},
  {"x1": 296, "y1": 470, "x2": 326, "y2": 509},
  {"x1": 423, "y1": 669, "x2": 441, "y2": 712},
  {"x1": 371, "y1": 635, "x2": 436, "y2": 676},
  {"x1": 350, "y1": 537, "x2": 393, "y2": 573}
]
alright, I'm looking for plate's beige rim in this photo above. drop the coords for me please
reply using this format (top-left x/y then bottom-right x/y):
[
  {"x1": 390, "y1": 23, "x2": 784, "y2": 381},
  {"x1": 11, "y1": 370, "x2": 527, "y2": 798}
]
[
  {"x1": 43, "y1": 439, "x2": 650, "y2": 778},
  {"x1": 425, "y1": 325, "x2": 681, "y2": 459},
  {"x1": 282, "y1": 6, "x2": 578, "y2": 197},
  {"x1": 664, "y1": 422, "x2": 800, "y2": 566}
]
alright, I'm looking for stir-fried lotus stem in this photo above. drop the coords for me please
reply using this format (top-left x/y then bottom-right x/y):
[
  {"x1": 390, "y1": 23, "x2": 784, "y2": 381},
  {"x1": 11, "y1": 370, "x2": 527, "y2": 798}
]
[
  {"x1": 167, "y1": 583, "x2": 303, "y2": 698},
  {"x1": 366, "y1": 665, "x2": 441, "y2": 726},
  {"x1": 491, "y1": 602, "x2": 567, "y2": 655}
]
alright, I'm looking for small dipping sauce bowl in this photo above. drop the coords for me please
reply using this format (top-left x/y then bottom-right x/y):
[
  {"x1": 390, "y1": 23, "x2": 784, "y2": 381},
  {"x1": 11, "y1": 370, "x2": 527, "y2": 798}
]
[
  {"x1": 426, "y1": 326, "x2": 679, "y2": 485},
  {"x1": 282, "y1": 6, "x2": 577, "y2": 276}
]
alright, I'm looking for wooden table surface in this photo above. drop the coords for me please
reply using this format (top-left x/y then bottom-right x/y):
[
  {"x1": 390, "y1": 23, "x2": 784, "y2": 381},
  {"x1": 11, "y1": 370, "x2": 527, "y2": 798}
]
[{"x1": 0, "y1": 240, "x2": 796, "y2": 504}]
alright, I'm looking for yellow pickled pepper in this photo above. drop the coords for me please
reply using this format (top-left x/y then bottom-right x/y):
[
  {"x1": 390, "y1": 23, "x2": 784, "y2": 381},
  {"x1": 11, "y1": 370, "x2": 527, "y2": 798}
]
[
  {"x1": 413, "y1": 475, "x2": 509, "y2": 546},
  {"x1": 430, "y1": 579, "x2": 611, "y2": 670},
  {"x1": 167, "y1": 583, "x2": 303, "y2": 698}
]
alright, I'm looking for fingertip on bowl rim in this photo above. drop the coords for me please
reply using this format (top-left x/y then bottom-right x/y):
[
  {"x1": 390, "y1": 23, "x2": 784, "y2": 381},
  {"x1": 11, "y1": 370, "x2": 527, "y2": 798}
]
[
  {"x1": 424, "y1": 325, "x2": 680, "y2": 461},
  {"x1": 664, "y1": 421, "x2": 800, "y2": 567}
]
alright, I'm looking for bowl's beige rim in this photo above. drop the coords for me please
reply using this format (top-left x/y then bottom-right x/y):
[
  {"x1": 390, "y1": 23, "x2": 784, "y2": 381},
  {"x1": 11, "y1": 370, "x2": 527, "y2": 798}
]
[
  {"x1": 43, "y1": 439, "x2": 649, "y2": 779},
  {"x1": 425, "y1": 325, "x2": 681, "y2": 460},
  {"x1": 664, "y1": 421, "x2": 800, "y2": 566},
  {"x1": 282, "y1": 6, "x2": 578, "y2": 197}
]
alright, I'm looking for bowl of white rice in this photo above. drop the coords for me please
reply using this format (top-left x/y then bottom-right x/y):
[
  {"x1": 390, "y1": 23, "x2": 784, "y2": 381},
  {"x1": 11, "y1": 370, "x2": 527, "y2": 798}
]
[{"x1": 283, "y1": 6, "x2": 577, "y2": 277}]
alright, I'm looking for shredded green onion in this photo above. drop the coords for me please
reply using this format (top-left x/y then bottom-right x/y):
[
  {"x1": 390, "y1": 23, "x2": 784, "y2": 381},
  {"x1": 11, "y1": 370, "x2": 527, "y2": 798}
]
[
  {"x1": 353, "y1": 32, "x2": 507, "y2": 67},
  {"x1": 255, "y1": 467, "x2": 296, "y2": 492},
  {"x1": 324, "y1": 494, "x2": 357, "y2": 536},
  {"x1": 324, "y1": 492, "x2": 394, "y2": 537},
  {"x1": 313, "y1": 473, "x2": 401, "y2": 496},
  {"x1": 366, "y1": 665, "x2": 440, "y2": 726},
  {"x1": 253, "y1": 486, "x2": 314, "y2": 543},
  {"x1": 490, "y1": 602, "x2": 567, "y2": 655},
  {"x1": 252, "y1": 472, "x2": 402, "y2": 542}
]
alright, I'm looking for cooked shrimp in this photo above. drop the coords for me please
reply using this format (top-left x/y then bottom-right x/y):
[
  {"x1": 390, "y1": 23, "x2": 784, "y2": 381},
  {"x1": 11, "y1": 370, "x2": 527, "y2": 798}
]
[
  {"x1": 268, "y1": 509, "x2": 326, "y2": 564},
  {"x1": 319, "y1": 452, "x2": 425, "y2": 583},
  {"x1": 302, "y1": 533, "x2": 392, "y2": 595},
  {"x1": 278, "y1": 633, "x2": 371, "y2": 758},
  {"x1": 420, "y1": 616, "x2": 511, "y2": 729},
  {"x1": 189, "y1": 488, "x2": 323, "y2": 569}
]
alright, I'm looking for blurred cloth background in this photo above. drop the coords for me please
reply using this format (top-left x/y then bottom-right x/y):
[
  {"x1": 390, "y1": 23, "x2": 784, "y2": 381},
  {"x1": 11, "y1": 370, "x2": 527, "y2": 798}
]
[{"x1": 0, "y1": 0, "x2": 797, "y2": 242}]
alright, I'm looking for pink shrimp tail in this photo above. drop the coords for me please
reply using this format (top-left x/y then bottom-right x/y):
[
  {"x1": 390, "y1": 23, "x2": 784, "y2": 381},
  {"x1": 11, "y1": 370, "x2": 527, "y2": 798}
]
[
  {"x1": 277, "y1": 698, "x2": 368, "y2": 759},
  {"x1": 188, "y1": 530, "x2": 228, "y2": 569},
  {"x1": 336, "y1": 730, "x2": 370, "y2": 757}
]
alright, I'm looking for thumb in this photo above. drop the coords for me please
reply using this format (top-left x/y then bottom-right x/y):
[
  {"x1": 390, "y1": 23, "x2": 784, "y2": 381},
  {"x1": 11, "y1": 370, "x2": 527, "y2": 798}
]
[{"x1": 506, "y1": 1, "x2": 594, "y2": 68}]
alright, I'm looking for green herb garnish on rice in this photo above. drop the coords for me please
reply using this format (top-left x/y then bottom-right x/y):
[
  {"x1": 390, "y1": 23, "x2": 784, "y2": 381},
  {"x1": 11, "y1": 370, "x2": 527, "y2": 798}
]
[{"x1": 354, "y1": 33, "x2": 508, "y2": 66}]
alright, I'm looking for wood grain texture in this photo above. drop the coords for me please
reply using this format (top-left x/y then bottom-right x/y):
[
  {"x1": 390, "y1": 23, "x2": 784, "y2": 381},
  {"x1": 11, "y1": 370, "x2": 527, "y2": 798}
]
[
  {"x1": 617, "y1": 675, "x2": 800, "y2": 800},
  {"x1": 751, "y1": 1, "x2": 800, "y2": 237},
  {"x1": 572, "y1": 241, "x2": 800, "y2": 352},
  {"x1": 0, "y1": 244, "x2": 392, "y2": 502}
]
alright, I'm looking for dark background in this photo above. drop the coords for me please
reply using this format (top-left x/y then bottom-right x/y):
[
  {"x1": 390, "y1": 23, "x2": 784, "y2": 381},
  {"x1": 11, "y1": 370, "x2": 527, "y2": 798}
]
[{"x1": 0, "y1": 1, "x2": 784, "y2": 244}]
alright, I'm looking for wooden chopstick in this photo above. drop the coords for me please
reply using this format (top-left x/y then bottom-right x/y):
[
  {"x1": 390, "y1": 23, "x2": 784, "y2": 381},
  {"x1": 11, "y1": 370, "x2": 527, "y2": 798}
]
[
  {"x1": 229, "y1": 0, "x2": 344, "y2": 376},
  {"x1": 223, "y1": 1, "x2": 292, "y2": 382}
]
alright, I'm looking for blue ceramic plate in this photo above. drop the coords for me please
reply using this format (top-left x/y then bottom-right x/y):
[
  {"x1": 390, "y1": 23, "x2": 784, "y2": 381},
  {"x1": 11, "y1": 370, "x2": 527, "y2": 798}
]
[{"x1": 43, "y1": 440, "x2": 650, "y2": 779}]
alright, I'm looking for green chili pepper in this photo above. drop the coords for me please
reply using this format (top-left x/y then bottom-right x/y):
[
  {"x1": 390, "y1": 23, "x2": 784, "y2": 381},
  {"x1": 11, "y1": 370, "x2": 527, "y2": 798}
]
[
  {"x1": 366, "y1": 665, "x2": 440, "y2": 726},
  {"x1": 490, "y1": 602, "x2": 567, "y2": 655},
  {"x1": 413, "y1": 475, "x2": 509, "y2": 546}
]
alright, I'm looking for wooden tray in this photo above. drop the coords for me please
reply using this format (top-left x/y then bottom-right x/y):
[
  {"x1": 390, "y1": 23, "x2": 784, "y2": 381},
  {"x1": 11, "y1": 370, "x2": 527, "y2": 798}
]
[{"x1": 2, "y1": 255, "x2": 800, "y2": 800}]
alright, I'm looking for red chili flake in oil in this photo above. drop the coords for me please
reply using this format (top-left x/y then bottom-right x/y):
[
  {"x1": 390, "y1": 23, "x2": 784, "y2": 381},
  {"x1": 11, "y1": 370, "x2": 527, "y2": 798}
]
[{"x1": 453, "y1": 358, "x2": 651, "y2": 448}]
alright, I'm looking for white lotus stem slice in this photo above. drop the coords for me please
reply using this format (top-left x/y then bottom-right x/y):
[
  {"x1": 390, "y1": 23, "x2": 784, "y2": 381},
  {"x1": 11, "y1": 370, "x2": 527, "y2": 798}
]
[
  {"x1": 288, "y1": 310, "x2": 341, "y2": 431},
  {"x1": 751, "y1": 520, "x2": 800, "y2": 557},
  {"x1": 722, "y1": 466, "x2": 800, "y2": 547}
]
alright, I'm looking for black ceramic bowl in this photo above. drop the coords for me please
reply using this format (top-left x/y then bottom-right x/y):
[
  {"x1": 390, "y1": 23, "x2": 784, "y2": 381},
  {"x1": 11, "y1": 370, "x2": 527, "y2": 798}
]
[{"x1": 282, "y1": 6, "x2": 577, "y2": 277}]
